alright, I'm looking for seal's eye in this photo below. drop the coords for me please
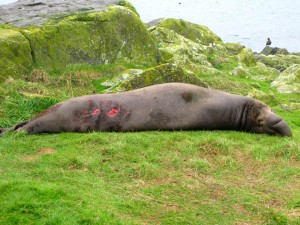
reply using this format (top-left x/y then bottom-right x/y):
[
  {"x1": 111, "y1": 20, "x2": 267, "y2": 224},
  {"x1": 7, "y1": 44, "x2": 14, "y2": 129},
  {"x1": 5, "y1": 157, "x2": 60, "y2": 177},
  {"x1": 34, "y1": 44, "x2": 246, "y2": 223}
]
[{"x1": 257, "y1": 119, "x2": 263, "y2": 126}]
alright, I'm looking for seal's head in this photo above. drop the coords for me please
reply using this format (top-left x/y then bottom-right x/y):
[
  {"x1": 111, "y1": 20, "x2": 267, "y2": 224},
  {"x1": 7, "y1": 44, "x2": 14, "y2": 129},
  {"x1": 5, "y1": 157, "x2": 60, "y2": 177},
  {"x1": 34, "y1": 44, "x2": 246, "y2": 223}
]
[{"x1": 250, "y1": 105, "x2": 292, "y2": 137}]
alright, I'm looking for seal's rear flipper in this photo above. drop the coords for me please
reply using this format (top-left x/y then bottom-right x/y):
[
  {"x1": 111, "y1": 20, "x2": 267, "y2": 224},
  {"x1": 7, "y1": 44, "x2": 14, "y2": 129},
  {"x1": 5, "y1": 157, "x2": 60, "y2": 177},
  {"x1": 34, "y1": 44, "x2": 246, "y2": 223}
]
[
  {"x1": 13, "y1": 121, "x2": 29, "y2": 131},
  {"x1": 0, "y1": 128, "x2": 9, "y2": 137},
  {"x1": 0, "y1": 121, "x2": 29, "y2": 137}
]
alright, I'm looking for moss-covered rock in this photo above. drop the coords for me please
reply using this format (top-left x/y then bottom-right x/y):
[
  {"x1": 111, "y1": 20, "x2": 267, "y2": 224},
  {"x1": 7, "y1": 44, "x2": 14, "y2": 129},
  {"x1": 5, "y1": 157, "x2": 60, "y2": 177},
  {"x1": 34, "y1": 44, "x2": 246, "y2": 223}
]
[
  {"x1": 258, "y1": 54, "x2": 300, "y2": 72},
  {"x1": 239, "y1": 48, "x2": 257, "y2": 67},
  {"x1": 271, "y1": 64, "x2": 300, "y2": 93},
  {"x1": 280, "y1": 103, "x2": 300, "y2": 111},
  {"x1": 21, "y1": 6, "x2": 159, "y2": 73},
  {"x1": 230, "y1": 66, "x2": 248, "y2": 76},
  {"x1": 247, "y1": 89, "x2": 276, "y2": 105},
  {"x1": 116, "y1": 0, "x2": 140, "y2": 16},
  {"x1": 225, "y1": 42, "x2": 244, "y2": 55},
  {"x1": 150, "y1": 26, "x2": 223, "y2": 76},
  {"x1": 103, "y1": 63, "x2": 208, "y2": 92},
  {"x1": 260, "y1": 46, "x2": 273, "y2": 55},
  {"x1": 151, "y1": 27, "x2": 209, "y2": 65},
  {"x1": 149, "y1": 18, "x2": 223, "y2": 46},
  {"x1": 0, "y1": 29, "x2": 33, "y2": 81},
  {"x1": 246, "y1": 62, "x2": 280, "y2": 82}
]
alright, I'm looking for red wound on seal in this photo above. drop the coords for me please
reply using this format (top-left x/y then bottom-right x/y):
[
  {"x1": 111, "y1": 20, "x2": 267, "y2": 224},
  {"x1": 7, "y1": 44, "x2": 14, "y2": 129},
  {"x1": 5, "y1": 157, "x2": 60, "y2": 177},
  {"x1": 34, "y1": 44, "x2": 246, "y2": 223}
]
[
  {"x1": 91, "y1": 108, "x2": 100, "y2": 116},
  {"x1": 108, "y1": 107, "x2": 118, "y2": 117}
]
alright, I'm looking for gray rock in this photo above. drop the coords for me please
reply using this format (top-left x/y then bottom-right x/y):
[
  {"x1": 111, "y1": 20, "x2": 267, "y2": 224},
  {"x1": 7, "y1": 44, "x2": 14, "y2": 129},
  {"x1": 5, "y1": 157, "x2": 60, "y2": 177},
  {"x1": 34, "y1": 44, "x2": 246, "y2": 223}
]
[
  {"x1": 261, "y1": 46, "x2": 289, "y2": 56},
  {"x1": 0, "y1": 0, "x2": 119, "y2": 27}
]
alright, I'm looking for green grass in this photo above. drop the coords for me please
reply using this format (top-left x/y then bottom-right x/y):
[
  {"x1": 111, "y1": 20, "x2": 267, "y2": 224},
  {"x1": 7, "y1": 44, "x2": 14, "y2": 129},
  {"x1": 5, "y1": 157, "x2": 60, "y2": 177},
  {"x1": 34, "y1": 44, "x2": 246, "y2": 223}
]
[
  {"x1": 0, "y1": 132, "x2": 299, "y2": 224},
  {"x1": 0, "y1": 64, "x2": 299, "y2": 224}
]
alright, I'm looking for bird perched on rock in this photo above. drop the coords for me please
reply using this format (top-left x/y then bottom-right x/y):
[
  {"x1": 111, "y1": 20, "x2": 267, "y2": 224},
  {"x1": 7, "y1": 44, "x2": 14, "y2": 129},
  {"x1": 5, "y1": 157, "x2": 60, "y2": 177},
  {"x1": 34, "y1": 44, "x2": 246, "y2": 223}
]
[{"x1": 266, "y1": 38, "x2": 272, "y2": 46}]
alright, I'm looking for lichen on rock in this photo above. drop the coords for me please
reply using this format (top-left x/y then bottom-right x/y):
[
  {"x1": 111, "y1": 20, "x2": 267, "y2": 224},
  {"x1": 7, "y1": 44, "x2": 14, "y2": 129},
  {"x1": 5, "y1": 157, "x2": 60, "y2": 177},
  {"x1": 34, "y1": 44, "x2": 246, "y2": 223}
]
[
  {"x1": 238, "y1": 48, "x2": 257, "y2": 67},
  {"x1": 103, "y1": 63, "x2": 208, "y2": 93},
  {"x1": 247, "y1": 89, "x2": 276, "y2": 105},
  {"x1": 271, "y1": 64, "x2": 300, "y2": 93},
  {"x1": 0, "y1": 29, "x2": 33, "y2": 81},
  {"x1": 150, "y1": 25, "x2": 223, "y2": 76},
  {"x1": 225, "y1": 42, "x2": 244, "y2": 55},
  {"x1": 149, "y1": 18, "x2": 223, "y2": 46},
  {"x1": 258, "y1": 54, "x2": 300, "y2": 72},
  {"x1": 21, "y1": 5, "x2": 159, "y2": 73},
  {"x1": 230, "y1": 66, "x2": 249, "y2": 76}
]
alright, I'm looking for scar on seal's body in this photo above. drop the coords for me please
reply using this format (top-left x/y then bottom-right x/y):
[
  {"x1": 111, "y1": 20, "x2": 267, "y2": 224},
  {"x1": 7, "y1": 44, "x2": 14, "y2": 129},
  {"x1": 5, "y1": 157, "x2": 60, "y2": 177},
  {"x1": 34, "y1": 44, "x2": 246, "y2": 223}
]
[{"x1": 181, "y1": 92, "x2": 193, "y2": 103}]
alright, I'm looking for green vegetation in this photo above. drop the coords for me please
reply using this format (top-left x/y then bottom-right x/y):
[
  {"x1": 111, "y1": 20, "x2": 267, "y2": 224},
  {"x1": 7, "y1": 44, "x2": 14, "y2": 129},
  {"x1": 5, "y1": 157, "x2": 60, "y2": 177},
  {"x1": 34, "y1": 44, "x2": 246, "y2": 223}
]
[
  {"x1": 0, "y1": 63, "x2": 299, "y2": 224},
  {"x1": 0, "y1": 3, "x2": 299, "y2": 224}
]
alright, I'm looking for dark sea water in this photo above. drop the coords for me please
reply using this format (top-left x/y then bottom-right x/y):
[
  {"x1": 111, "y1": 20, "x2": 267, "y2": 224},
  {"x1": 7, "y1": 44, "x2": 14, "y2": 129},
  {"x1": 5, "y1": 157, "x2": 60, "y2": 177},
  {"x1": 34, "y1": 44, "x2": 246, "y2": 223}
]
[{"x1": 1, "y1": 0, "x2": 299, "y2": 53}]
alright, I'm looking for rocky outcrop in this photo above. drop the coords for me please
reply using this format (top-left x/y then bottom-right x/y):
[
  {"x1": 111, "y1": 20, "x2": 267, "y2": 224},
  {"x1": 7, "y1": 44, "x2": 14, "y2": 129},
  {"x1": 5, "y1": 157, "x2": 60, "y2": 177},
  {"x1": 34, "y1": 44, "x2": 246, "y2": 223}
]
[
  {"x1": 258, "y1": 54, "x2": 300, "y2": 72},
  {"x1": 238, "y1": 48, "x2": 257, "y2": 67},
  {"x1": 0, "y1": 0, "x2": 159, "y2": 81},
  {"x1": 98, "y1": 63, "x2": 208, "y2": 93},
  {"x1": 0, "y1": 0, "x2": 127, "y2": 27},
  {"x1": 261, "y1": 46, "x2": 289, "y2": 56},
  {"x1": 247, "y1": 89, "x2": 276, "y2": 104},
  {"x1": 149, "y1": 18, "x2": 224, "y2": 76},
  {"x1": 225, "y1": 42, "x2": 244, "y2": 55},
  {"x1": 22, "y1": 6, "x2": 159, "y2": 72},
  {"x1": 0, "y1": 29, "x2": 32, "y2": 81},
  {"x1": 149, "y1": 18, "x2": 223, "y2": 46},
  {"x1": 1, "y1": 0, "x2": 299, "y2": 106},
  {"x1": 271, "y1": 64, "x2": 300, "y2": 93}
]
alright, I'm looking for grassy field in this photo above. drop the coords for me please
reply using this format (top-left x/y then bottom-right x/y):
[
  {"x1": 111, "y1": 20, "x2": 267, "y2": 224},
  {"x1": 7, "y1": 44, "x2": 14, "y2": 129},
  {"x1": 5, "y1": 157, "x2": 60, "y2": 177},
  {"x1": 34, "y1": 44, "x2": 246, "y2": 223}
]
[{"x1": 0, "y1": 64, "x2": 299, "y2": 224}]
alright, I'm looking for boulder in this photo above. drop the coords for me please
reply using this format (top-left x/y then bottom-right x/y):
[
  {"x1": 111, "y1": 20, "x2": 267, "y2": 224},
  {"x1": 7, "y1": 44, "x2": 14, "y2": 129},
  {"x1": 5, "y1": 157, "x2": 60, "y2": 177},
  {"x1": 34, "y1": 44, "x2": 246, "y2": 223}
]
[
  {"x1": 247, "y1": 89, "x2": 276, "y2": 105},
  {"x1": 258, "y1": 54, "x2": 300, "y2": 72},
  {"x1": 0, "y1": 2, "x2": 160, "y2": 79},
  {"x1": 238, "y1": 48, "x2": 257, "y2": 67},
  {"x1": 21, "y1": 6, "x2": 159, "y2": 73},
  {"x1": 271, "y1": 64, "x2": 300, "y2": 93},
  {"x1": 148, "y1": 18, "x2": 223, "y2": 46},
  {"x1": 261, "y1": 46, "x2": 289, "y2": 55},
  {"x1": 225, "y1": 42, "x2": 244, "y2": 55},
  {"x1": 100, "y1": 63, "x2": 208, "y2": 93},
  {"x1": 230, "y1": 66, "x2": 248, "y2": 76},
  {"x1": 0, "y1": 0, "x2": 131, "y2": 28},
  {"x1": 280, "y1": 103, "x2": 300, "y2": 111},
  {"x1": 0, "y1": 29, "x2": 32, "y2": 81},
  {"x1": 247, "y1": 62, "x2": 280, "y2": 82},
  {"x1": 260, "y1": 46, "x2": 273, "y2": 56},
  {"x1": 149, "y1": 23, "x2": 223, "y2": 75},
  {"x1": 151, "y1": 27, "x2": 209, "y2": 66}
]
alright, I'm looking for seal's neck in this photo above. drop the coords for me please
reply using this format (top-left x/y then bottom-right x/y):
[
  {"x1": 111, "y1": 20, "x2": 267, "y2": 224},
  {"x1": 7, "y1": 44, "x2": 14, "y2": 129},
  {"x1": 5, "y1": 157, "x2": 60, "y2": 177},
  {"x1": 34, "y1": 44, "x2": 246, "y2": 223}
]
[{"x1": 224, "y1": 99, "x2": 260, "y2": 132}]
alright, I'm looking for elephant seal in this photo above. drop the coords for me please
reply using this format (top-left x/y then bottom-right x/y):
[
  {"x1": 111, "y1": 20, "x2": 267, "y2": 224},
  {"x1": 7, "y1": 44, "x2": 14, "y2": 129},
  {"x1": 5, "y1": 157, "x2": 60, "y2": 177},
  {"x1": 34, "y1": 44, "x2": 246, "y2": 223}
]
[{"x1": 0, "y1": 83, "x2": 292, "y2": 136}]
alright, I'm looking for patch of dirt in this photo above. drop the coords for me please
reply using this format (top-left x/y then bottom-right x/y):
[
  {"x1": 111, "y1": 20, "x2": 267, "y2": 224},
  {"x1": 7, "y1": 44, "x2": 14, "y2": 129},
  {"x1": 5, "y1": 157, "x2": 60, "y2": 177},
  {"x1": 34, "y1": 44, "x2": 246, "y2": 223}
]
[
  {"x1": 132, "y1": 193, "x2": 181, "y2": 211},
  {"x1": 37, "y1": 148, "x2": 56, "y2": 155},
  {"x1": 264, "y1": 199, "x2": 284, "y2": 208},
  {"x1": 21, "y1": 155, "x2": 39, "y2": 161},
  {"x1": 21, "y1": 147, "x2": 56, "y2": 161},
  {"x1": 288, "y1": 209, "x2": 300, "y2": 218}
]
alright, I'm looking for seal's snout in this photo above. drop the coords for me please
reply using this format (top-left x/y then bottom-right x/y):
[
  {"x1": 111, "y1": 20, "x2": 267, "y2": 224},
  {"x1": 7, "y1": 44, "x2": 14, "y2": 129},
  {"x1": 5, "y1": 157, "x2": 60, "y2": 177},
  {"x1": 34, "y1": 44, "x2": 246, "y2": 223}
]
[
  {"x1": 266, "y1": 113, "x2": 292, "y2": 137},
  {"x1": 272, "y1": 119, "x2": 292, "y2": 137}
]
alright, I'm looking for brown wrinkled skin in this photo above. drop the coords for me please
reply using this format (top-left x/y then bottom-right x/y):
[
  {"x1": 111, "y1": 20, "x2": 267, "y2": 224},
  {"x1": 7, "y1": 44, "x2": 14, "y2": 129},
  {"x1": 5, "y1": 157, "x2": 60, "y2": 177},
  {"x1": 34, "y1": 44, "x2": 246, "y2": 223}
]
[{"x1": 0, "y1": 83, "x2": 292, "y2": 136}]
